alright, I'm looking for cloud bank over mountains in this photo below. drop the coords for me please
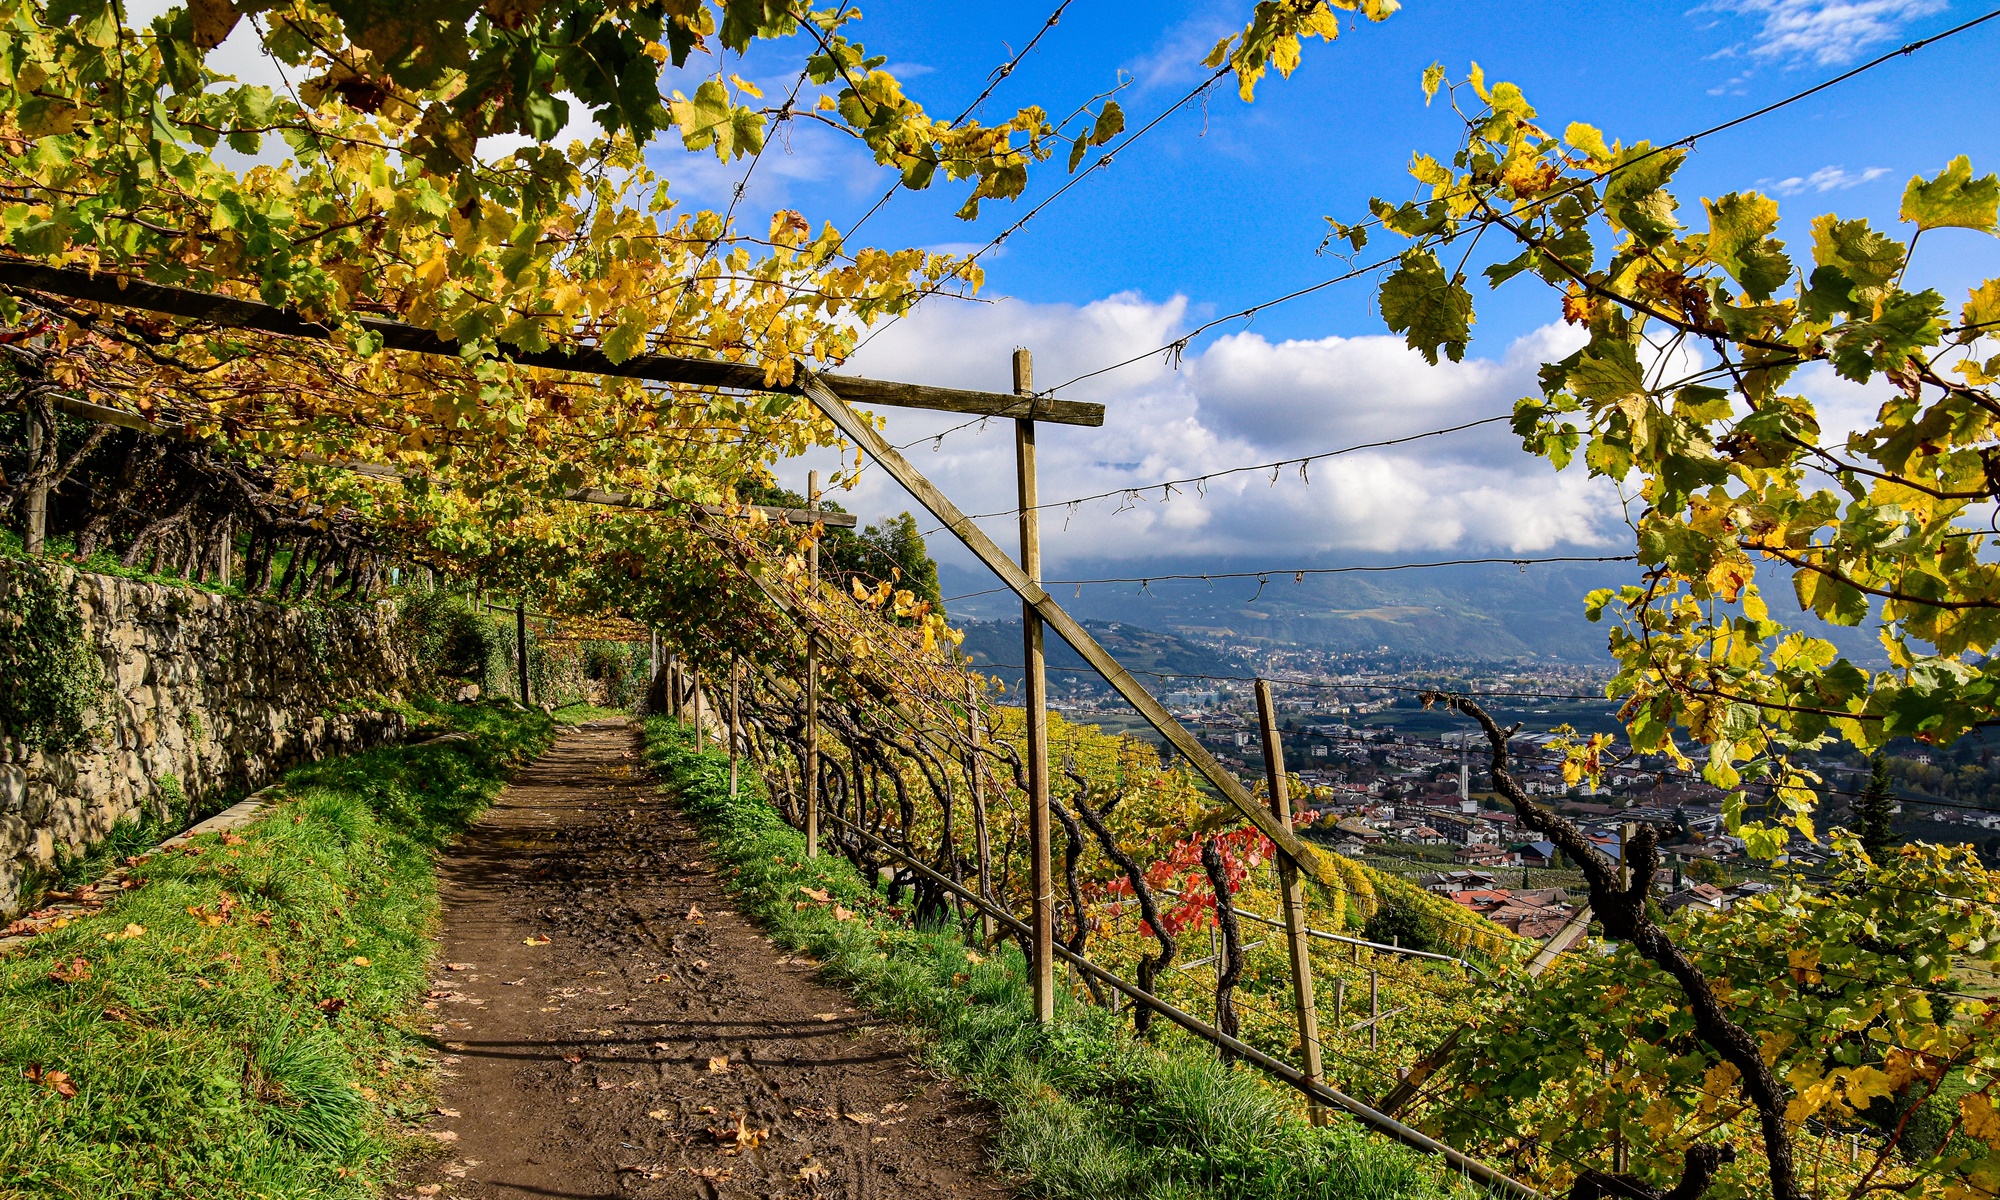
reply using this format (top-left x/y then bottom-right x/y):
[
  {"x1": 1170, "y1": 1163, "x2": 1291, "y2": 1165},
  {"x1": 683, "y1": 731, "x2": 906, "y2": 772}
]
[{"x1": 803, "y1": 292, "x2": 1626, "y2": 574}]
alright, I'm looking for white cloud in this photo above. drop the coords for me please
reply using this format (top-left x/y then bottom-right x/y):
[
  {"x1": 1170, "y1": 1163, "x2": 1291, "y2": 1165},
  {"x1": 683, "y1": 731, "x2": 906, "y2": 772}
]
[
  {"x1": 1765, "y1": 165, "x2": 1892, "y2": 194},
  {"x1": 1703, "y1": 0, "x2": 1948, "y2": 65},
  {"x1": 779, "y1": 294, "x2": 1625, "y2": 574}
]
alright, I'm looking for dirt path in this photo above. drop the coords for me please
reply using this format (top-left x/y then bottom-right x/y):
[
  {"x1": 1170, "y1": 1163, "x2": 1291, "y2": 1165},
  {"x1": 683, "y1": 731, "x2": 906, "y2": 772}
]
[{"x1": 397, "y1": 719, "x2": 1003, "y2": 1200}]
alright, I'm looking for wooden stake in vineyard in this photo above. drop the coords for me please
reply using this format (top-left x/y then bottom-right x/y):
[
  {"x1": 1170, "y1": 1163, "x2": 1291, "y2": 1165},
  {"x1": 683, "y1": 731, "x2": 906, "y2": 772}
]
[
  {"x1": 965, "y1": 674, "x2": 995, "y2": 943},
  {"x1": 805, "y1": 469, "x2": 822, "y2": 860},
  {"x1": 728, "y1": 654, "x2": 741, "y2": 799},
  {"x1": 22, "y1": 405, "x2": 45, "y2": 555},
  {"x1": 1256, "y1": 679, "x2": 1327, "y2": 1125},
  {"x1": 515, "y1": 601, "x2": 530, "y2": 706},
  {"x1": 1014, "y1": 348, "x2": 1055, "y2": 1025}
]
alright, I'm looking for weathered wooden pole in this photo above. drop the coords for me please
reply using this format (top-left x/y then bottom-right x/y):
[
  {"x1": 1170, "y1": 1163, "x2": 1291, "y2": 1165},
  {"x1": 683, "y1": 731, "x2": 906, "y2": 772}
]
[
  {"x1": 729, "y1": 654, "x2": 741, "y2": 799},
  {"x1": 1256, "y1": 678, "x2": 1327, "y2": 1125},
  {"x1": 692, "y1": 665, "x2": 705, "y2": 742},
  {"x1": 1015, "y1": 348, "x2": 1054, "y2": 1024},
  {"x1": 965, "y1": 674, "x2": 995, "y2": 943},
  {"x1": 22, "y1": 406, "x2": 45, "y2": 555},
  {"x1": 216, "y1": 512, "x2": 233, "y2": 587},
  {"x1": 668, "y1": 653, "x2": 681, "y2": 720},
  {"x1": 1370, "y1": 969, "x2": 1380, "y2": 1053},
  {"x1": 650, "y1": 631, "x2": 660, "y2": 700},
  {"x1": 805, "y1": 469, "x2": 822, "y2": 859},
  {"x1": 515, "y1": 601, "x2": 531, "y2": 705}
]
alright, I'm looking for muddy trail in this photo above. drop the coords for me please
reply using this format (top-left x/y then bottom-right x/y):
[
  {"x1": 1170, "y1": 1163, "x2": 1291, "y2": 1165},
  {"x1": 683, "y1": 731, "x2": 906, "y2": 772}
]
[{"x1": 397, "y1": 719, "x2": 1003, "y2": 1200}]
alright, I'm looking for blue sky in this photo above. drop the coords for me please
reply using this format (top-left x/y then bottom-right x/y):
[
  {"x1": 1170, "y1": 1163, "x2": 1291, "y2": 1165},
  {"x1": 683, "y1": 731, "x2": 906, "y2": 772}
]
[{"x1": 699, "y1": 1, "x2": 2000, "y2": 590}]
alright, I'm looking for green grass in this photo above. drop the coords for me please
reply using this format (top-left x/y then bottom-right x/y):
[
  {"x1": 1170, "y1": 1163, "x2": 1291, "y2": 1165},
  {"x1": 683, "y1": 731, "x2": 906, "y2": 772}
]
[
  {"x1": 0, "y1": 699, "x2": 554, "y2": 1199},
  {"x1": 642, "y1": 717, "x2": 1484, "y2": 1200}
]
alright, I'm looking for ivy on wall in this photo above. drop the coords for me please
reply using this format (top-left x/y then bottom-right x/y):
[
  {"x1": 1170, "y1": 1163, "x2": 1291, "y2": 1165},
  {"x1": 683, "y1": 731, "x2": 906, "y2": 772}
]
[{"x1": 0, "y1": 558, "x2": 105, "y2": 752}]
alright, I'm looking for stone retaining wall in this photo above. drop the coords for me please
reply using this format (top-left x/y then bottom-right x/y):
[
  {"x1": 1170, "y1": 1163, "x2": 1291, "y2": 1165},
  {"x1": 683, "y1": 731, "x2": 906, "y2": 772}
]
[{"x1": 0, "y1": 564, "x2": 414, "y2": 915}]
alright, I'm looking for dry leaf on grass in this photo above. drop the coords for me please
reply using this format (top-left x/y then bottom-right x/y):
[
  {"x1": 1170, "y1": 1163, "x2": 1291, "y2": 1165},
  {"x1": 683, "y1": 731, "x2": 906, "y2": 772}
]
[
  {"x1": 46, "y1": 958, "x2": 90, "y2": 985},
  {"x1": 798, "y1": 886, "x2": 831, "y2": 902},
  {"x1": 831, "y1": 905, "x2": 855, "y2": 922},
  {"x1": 25, "y1": 1065, "x2": 78, "y2": 1099}
]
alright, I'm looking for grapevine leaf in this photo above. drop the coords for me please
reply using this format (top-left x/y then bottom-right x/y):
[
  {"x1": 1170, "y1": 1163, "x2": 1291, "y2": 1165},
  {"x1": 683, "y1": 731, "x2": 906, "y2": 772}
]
[
  {"x1": 1900, "y1": 155, "x2": 2000, "y2": 234},
  {"x1": 1379, "y1": 249, "x2": 1472, "y2": 365}
]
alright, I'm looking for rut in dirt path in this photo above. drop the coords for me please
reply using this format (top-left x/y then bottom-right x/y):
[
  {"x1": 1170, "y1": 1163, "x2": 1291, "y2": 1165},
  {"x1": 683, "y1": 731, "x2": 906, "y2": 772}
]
[{"x1": 397, "y1": 719, "x2": 1005, "y2": 1200}]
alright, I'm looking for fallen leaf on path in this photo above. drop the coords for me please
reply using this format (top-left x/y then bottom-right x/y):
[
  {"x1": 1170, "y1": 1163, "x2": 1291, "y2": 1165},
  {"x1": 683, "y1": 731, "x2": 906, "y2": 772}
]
[
  {"x1": 562, "y1": 1054, "x2": 582, "y2": 1064},
  {"x1": 503, "y1": 978, "x2": 525, "y2": 986},
  {"x1": 652, "y1": 1042, "x2": 673, "y2": 1051},
  {"x1": 872, "y1": 1135, "x2": 888, "y2": 1144},
  {"x1": 445, "y1": 962, "x2": 474, "y2": 971},
  {"x1": 427, "y1": 1130, "x2": 458, "y2": 1143},
  {"x1": 523, "y1": 936, "x2": 551, "y2": 946},
  {"x1": 707, "y1": 1055, "x2": 730, "y2": 1074},
  {"x1": 883, "y1": 1102, "x2": 908, "y2": 1112},
  {"x1": 414, "y1": 1185, "x2": 440, "y2": 1196},
  {"x1": 711, "y1": 1113, "x2": 766, "y2": 1154},
  {"x1": 797, "y1": 1159, "x2": 829, "y2": 1184},
  {"x1": 646, "y1": 1109, "x2": 671, "y2": 1121},
  {"x1": 845, "y1": 1112, "x2": 877, "y2": 1125},
  {"x1": 683, "y1": 1166, "x2": 733, "y2": 1182},
  {"x1": 683, "y1": 905, "x2": 704, "y2": 923},
  {"x1": 435, "y1": 1108, "x2": 460, "y2": 1118},
  {"x1": 814, "y1": 1012, "x2": 840, "y2": 1022}
]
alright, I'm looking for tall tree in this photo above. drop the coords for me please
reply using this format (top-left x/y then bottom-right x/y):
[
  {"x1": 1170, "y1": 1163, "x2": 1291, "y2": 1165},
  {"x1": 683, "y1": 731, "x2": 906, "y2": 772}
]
[{"x1": 1856, "y1": 753, "x2": 1897, "y2": 858}]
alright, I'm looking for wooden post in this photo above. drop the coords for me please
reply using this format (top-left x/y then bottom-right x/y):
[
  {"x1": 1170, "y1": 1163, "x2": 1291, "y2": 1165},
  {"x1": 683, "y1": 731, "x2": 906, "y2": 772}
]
[
  {"x1": 1256, "y1": 679, "x2": 1326, "y2": 1124},
  {"x1": 515, "y1": 601, "x2": 531, "y2": 706},
  {"x1": 966, "y1": 674, "x2": 995, "y2": 943},
  {"x1": 668, "y1": 653, "x2": 681, "y2": 720},
  {"x1": 22, "y1": 406, "x2": 45, "y2": 556},
  {"x1": 1334, "y1": 977, "x2": 1345, "y2": 1026},
  {"x1": 692, "y1": 665, "x2": 704, "y2": 742},
  {"x1": 217, "y1": 512, "x2": 234, "y2": 587},
  {"x1": 1015, "y1": 348, "x2": 1054, "y2": 1025},
  {"x1": 1370, "y1": 969, "x2": 1380, "y2": 1053},
  {"x1": 650, "y1": 631, "x2": 660, "y2": 697},
  {"x1": 805, "y1": 469, "x2": 821, "y2": 859},
  {"x1": 729, "y1": 654, "x2": 741, "y2": 799}
]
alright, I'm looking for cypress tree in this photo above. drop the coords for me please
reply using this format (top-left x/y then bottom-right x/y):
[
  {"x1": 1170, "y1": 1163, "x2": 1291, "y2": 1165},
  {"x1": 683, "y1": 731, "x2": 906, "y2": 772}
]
[{"x1": 1856, "y1": 753, "x2": 1897, "y2": 859}]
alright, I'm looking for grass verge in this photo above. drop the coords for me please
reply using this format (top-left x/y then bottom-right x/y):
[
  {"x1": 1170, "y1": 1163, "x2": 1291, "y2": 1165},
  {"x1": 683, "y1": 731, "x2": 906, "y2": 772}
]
[
  {"x1": 641, "y1": 718, "x2": 1482, "y2": 1200},
  {"x1": 0, "y1": 699, "x2": 553, "y2": 1199}
]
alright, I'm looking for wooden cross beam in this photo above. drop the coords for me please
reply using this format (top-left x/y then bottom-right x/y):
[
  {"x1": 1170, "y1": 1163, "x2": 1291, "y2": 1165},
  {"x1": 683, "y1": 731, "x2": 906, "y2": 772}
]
[
  {"x1": 30, "y1": 392, "x2": 856, "y2": 528},
  {"x1": 0, "y1": 260, "x2": 1104, "y2": 427}
]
